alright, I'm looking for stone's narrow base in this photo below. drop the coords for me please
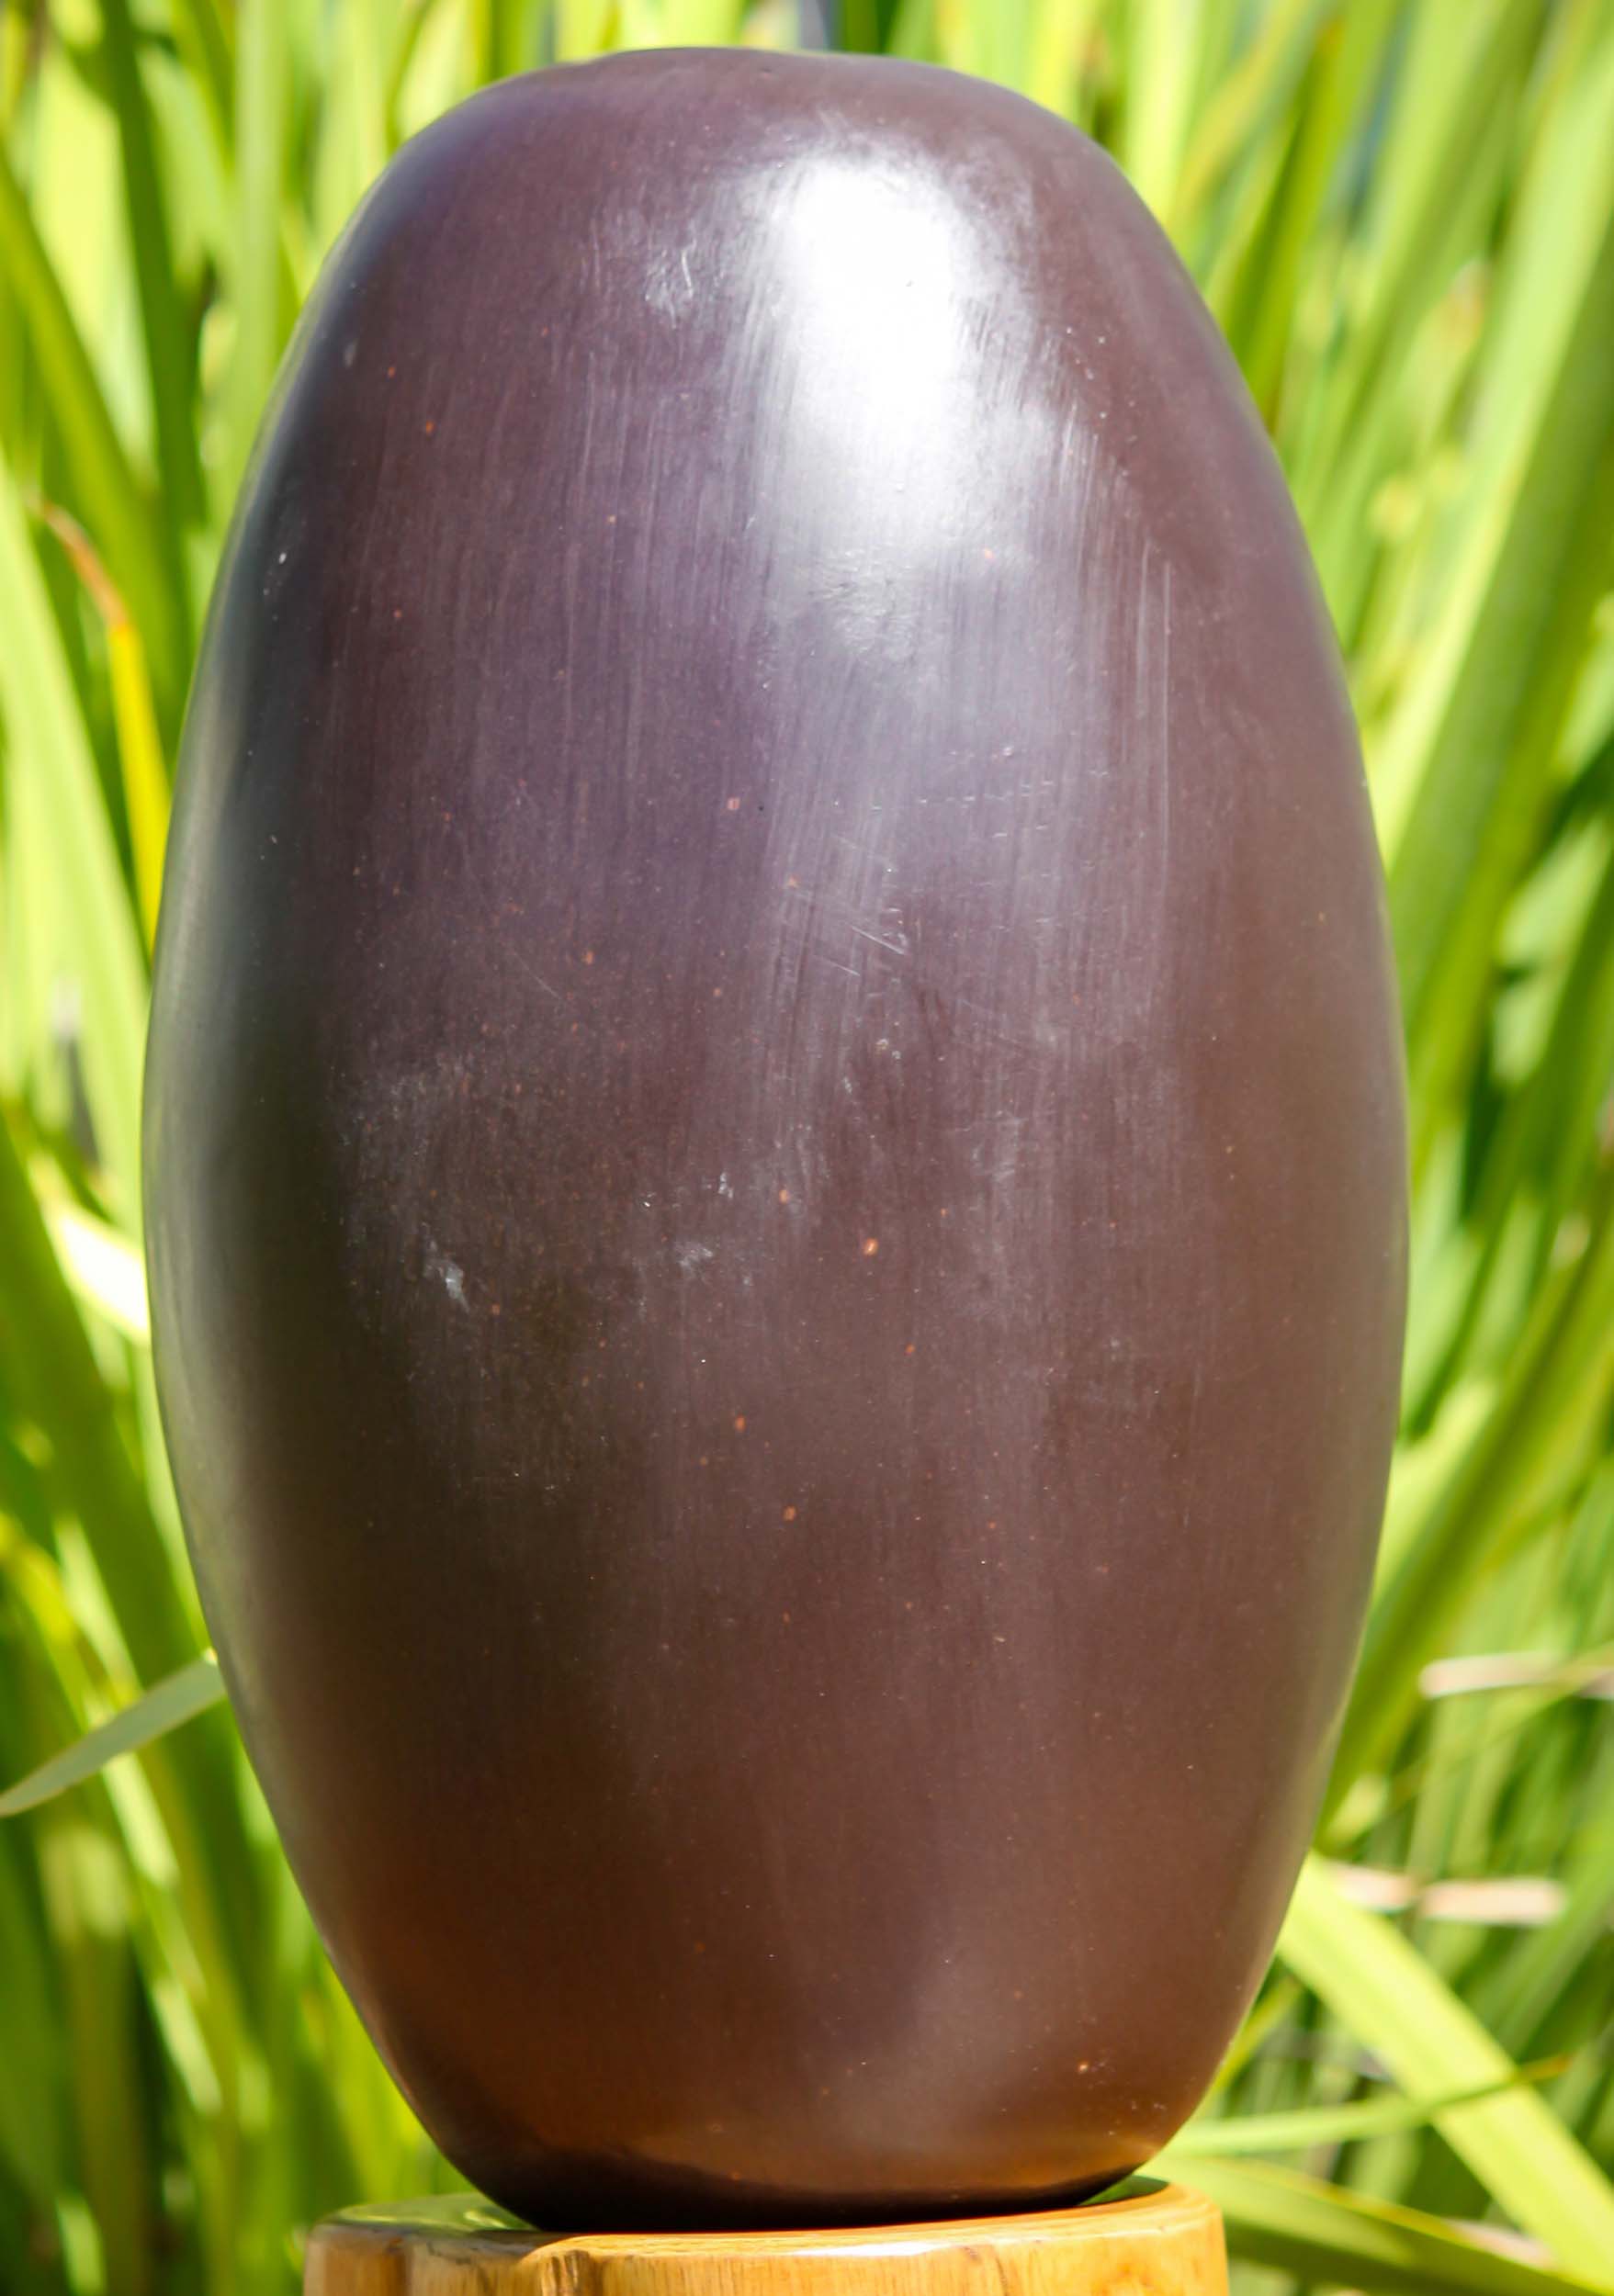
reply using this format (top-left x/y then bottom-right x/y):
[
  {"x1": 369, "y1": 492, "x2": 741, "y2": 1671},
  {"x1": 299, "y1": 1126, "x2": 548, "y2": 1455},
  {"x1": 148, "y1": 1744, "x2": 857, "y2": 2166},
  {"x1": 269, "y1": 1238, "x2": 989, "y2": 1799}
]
[{"x1": 304, "y1": 2182, "x2": 1227, "y2": 2296}]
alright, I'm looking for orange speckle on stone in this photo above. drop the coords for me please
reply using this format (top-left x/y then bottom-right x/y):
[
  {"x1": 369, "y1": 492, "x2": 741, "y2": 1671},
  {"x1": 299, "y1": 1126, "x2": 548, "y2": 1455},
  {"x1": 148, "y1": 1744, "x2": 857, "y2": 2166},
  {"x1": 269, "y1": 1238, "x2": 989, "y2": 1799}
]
[
  {"x1": 862, "y1": 1237, "x2": 879, "y2": 1258},
  {"x1": 582, "y1": 949, "x2": 593, "y2": 965},
  {"x1": 905, "y1": 1343, "x2": 916, "y2": 1356},
  {"x1": 490, "y1": 1302, "x2": 502, "y2": 1318},
  {"x1": 726, "y1": 795, "x2": 742, "y2": 813},
  {"x1": 733, "y1": 1415, "x2": 747, "y2": 1434},
  {"x1": 387, "y1": 365, "x2": 397, "y2": 378},
  {"x1": 423, "y1": 419, "x2": 436, "y2": 435},
  {"x1": 783, "y1": 1505, "x2": 796, "y2": 1522},
  {"x1": 778, "y1": 1187, "x2": 791, "y2": 1204}
]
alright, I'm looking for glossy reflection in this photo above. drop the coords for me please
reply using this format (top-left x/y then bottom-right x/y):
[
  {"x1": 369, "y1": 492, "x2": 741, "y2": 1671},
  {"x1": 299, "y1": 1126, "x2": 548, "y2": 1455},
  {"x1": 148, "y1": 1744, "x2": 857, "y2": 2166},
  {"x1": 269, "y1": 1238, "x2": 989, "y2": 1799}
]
[{"x1": 144, "y1": 50, "x2": 1406, "y2": 2231}]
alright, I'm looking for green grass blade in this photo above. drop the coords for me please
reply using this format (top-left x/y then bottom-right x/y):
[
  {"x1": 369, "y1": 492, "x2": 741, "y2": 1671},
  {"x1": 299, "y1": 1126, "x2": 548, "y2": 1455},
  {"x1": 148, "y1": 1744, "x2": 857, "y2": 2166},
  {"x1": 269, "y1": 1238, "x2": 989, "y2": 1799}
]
[
  {"x1": 1168, "y1": 2155, "x2": 1613, "y2": 2296},
  {"x1": 41, "y1": 1199, "x2": 150, "y2": 1347},
  {"x1": 33, "y1": 1814, "x2": 156, "y2": 2296},
  {"x1": 1330, "y1": 1161, "x2": 1614, "y2": 1800},
  {"x1": 0, "y1": 1656, "x2": 224, "y2": 1818},
  {"x1": 0, "y1": 142, "x2": 179, "y2": 718},
  {"x1": 1174, "y1": 2065, "x2": 1562, "y2": 2157},
  {"x1": 0, "y1": 1821, "x2": 68, "y2": 2212},
  {"x1": 224, "y1": 0, "x2": 292, "y2": 497},
  {"x1": 35, "y1": 500, "x2": 171, "y2": 953},
  {"x1": 1388, "y1": 202, "x2": 1614, "y2": 1154},
  {"x1": 98, "y1": 0, "x2": 206, "y2": 602},
  {"x1": 0, "y1": 465, "x2": 149, "y2": 1220},
  {"x1": 0, "y1": 1107, "x2": 198, "y2": 1683},
  {"x1": 1208, "y1": 3, "x2": 1394, "y2": 420},
  {"x1": 1488, "y1": 1821, "x2": 1614, "y2": 2064},
  {"x1": 169, "y1": 0, "x2": 237, "y2": 163},
  {"x1": 1293, "y1": 3, "x2": 1541, "y2": 630},
  {"x1": 1168, "y1": 0, "x2": 1339, "y2": 231},
  {"x1": 1278, "y1": 1859, "x2": 1614, "y2": 2284},
  {"x1": 1022, "y1": 0, "x2": 1105, "y2": 121},
  {"x1": 1117, "y1": 0, "x2": 1220, "y2": 218}
]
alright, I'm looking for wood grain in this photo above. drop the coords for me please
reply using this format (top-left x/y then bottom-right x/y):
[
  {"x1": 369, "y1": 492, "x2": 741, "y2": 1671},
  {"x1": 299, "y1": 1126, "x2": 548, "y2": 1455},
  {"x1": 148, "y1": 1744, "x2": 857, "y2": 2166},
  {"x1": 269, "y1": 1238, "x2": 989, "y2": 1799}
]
[{"x1": 304, "y1": 2184, "x2": 1225, "y2": 2296}]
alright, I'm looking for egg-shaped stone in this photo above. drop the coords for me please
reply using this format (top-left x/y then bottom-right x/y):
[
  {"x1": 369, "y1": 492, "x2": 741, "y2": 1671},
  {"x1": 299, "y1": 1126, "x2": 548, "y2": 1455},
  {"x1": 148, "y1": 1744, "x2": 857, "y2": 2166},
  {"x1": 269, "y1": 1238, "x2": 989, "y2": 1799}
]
[{"x1": 144, "y1": 49, "x2": 1406, "y2": 2230}]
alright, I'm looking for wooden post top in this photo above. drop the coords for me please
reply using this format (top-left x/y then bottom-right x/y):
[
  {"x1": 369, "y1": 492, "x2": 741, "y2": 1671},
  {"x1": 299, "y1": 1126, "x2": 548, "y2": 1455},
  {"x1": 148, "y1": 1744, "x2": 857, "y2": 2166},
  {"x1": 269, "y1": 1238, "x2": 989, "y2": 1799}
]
[{"x1": 304, "y1": 2182, "x2": 1226, "y2": 2296}]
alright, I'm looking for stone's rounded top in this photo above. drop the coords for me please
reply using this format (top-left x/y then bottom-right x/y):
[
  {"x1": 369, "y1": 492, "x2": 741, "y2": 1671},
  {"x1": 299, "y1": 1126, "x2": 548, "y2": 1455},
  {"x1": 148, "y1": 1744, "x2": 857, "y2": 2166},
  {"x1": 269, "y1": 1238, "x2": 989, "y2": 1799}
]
[
  {"x1": 304, "y1": 2184, "x2": 1226, "y2": 2294},
  {"x1": 305, "y1": 43, "x2": 1292, "y2": 612}
]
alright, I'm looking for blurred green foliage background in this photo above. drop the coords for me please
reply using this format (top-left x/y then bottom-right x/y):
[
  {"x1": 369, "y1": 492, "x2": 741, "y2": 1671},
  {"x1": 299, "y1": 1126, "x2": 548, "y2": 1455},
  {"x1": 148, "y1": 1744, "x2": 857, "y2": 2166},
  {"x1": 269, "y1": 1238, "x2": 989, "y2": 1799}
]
[{"x1": 2, "y1": 1, "x2": 1614, "y2": 2290}]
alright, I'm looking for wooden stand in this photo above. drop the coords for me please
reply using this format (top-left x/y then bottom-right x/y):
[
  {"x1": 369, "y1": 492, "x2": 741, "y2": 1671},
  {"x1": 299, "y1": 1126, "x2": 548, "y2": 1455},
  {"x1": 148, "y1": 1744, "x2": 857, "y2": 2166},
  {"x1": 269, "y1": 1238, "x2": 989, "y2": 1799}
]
[{"x1": 304, "y1": 2183, "x2": 1226, "y2": 2296}]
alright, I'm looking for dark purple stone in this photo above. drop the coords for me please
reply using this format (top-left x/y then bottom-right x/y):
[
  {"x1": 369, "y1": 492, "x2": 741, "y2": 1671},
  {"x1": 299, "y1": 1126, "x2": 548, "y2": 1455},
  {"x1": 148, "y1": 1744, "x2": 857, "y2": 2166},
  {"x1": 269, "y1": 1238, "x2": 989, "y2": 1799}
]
[{"x1": 145, "y1": 49, "x2": 1406, "y2": 2230}]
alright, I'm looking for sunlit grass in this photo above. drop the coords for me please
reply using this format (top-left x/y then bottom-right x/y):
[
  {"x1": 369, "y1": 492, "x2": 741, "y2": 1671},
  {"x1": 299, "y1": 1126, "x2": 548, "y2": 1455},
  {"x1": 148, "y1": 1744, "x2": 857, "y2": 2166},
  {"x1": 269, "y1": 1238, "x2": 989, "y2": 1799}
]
[{"x1": 3, "y1": 3, "x2": 1614, "y2": 2290}]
